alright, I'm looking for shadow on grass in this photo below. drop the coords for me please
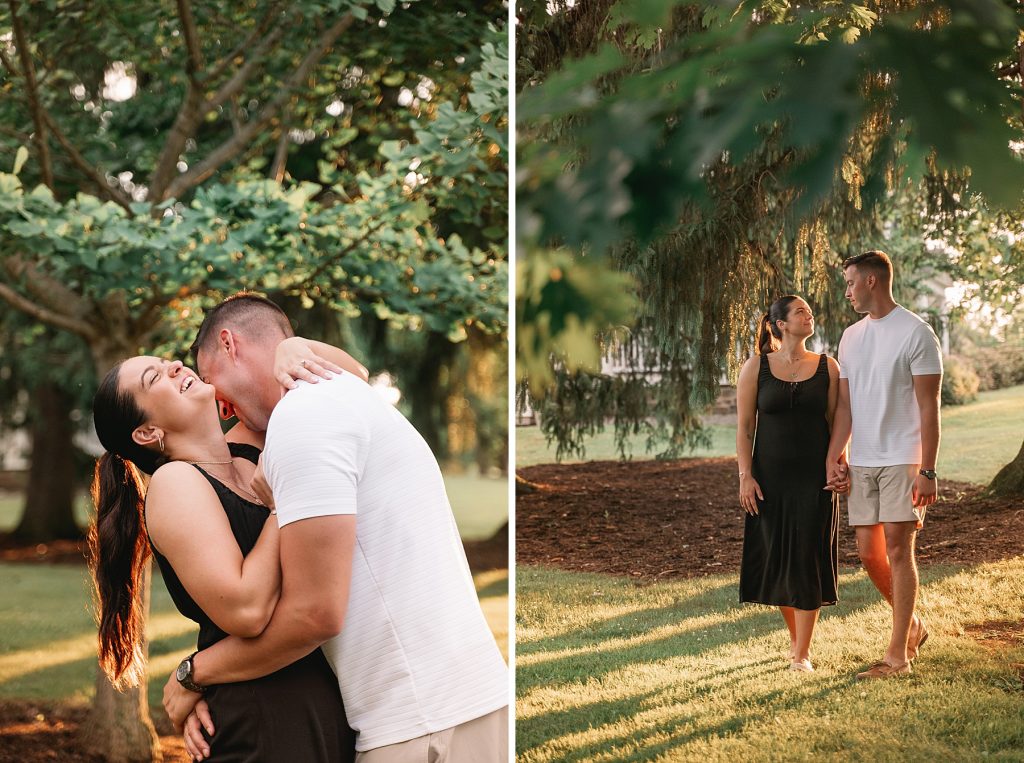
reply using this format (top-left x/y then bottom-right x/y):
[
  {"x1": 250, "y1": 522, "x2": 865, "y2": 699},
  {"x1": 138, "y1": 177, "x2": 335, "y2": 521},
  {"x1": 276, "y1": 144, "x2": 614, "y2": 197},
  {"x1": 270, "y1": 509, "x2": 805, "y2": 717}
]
[
  {"x1": 476, "y1": 574, "x2": 509, "y2": 600},
  {"x1": 516, "y1": 565, "x2": 967, "y2": 757},
  {"x1": 0, "y1": 629, "x2": 197, "y2": 703},
  {"x1": 532, "y1": 678, "x2": 852, "y2": 762}
]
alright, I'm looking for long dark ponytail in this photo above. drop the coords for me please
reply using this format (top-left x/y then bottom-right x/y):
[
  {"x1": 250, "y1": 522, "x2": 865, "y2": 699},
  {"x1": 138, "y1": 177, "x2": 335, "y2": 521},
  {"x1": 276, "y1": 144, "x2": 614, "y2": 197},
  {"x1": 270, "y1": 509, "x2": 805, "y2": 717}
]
[
  {"x1": 757, "y1": 295, "x2": 800, "y2": 355},
  {"x1": 88, "y1": 362, "x2": 164, "y2": 688}
]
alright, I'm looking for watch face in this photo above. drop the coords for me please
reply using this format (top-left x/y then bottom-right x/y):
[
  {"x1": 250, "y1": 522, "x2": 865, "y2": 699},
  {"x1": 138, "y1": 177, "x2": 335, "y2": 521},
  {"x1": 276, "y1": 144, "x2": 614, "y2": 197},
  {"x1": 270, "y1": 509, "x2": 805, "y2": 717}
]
[{"x1": 176, "y1": 660, "x2": 189, "y2": 681}]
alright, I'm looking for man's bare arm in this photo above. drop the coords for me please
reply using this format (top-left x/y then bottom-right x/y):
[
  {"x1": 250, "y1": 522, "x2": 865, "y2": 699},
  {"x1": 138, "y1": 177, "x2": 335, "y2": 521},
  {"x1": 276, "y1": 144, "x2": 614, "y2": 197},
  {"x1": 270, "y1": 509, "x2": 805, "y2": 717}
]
[
  {"x1": 913, "y1": 373, "x2": 941, "y2": 470},
  {"x1": 163, "y1": 515, "x2": 355, "y2": 729}
]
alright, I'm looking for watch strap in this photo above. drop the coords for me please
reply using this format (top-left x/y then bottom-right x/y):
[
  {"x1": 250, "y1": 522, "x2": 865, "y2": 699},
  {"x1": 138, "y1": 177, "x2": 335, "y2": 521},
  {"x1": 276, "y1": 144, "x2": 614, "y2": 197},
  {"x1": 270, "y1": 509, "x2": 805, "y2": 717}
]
[
  {"x1": 919, "y1": 469, "x2": 937, "y2": 480},
  {"x1": 177, "y1": 651, "x2": 206, "y2": 693}
]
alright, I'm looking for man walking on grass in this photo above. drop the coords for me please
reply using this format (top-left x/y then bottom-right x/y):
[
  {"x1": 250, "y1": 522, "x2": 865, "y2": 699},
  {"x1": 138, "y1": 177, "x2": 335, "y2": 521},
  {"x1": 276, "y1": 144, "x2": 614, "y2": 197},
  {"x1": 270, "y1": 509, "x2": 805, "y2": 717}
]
[{"x1": 826, "y1": 250, "x2": 942, "y2": 679}]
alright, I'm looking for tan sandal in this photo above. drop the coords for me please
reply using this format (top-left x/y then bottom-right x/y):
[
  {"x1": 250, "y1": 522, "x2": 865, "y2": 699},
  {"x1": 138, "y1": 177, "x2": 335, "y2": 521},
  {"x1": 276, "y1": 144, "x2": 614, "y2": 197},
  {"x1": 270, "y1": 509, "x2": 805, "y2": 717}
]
[
  {"x1": 856, "y1": 660, "x2": 912, "y2": 680},
  {"x1": 789, "y1": 658, "x2": 814, "y2": 673},
  {"x1": 908, "y1": 618, "x2": 930, "y2": 661}
]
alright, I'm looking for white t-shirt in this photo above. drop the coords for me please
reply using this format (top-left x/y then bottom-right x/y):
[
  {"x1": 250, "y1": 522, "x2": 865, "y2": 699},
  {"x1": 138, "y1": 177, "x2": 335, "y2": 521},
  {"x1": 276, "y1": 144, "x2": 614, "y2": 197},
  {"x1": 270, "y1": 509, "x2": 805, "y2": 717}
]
[
  {"x1": 838, "y1": 305, "x2": 943, "y2": 466},
  {"x1": 262, "y1": 373, "x2": 508, "y2": 752}
]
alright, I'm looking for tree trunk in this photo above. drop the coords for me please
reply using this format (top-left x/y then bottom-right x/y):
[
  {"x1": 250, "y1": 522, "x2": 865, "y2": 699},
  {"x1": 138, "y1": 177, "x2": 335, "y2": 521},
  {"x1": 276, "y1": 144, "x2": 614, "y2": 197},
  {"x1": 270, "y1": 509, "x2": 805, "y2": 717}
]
[
  {"x1": 407, "y1": 331, "x2": 458, "y2": 459},
  {"x1": 988, "y1": 437, "x2": 1024, "y2": 497},
  {"x1": 13, "y1": 383, "x2": 80, "y2": 542},
  {"x1": 79, "y1": 563, "x2": 163, "y2": 762},
  {"x1": 79, "y1": 343, "x2": 163, "y2": 762}
]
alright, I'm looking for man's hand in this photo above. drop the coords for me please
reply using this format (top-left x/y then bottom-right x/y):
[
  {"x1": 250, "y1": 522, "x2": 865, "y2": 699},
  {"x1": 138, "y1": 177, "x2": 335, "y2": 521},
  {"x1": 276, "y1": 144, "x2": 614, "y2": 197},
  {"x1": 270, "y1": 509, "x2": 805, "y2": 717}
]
[
  {"x1": 163, "y1": 669, "x2": 203, "y2": 733},
  {"x1": 825, "y1": 461, "x2": 850, "y2": 494},
  {"x1": 912, "y1": 474, "x2": 938, "y2": 508},
  {"x1": 250, "y1": 454, "x2": 275, "y2": 509},
  {"x1": 182, "y1": 700, "x2": 215, "y2": 761}
]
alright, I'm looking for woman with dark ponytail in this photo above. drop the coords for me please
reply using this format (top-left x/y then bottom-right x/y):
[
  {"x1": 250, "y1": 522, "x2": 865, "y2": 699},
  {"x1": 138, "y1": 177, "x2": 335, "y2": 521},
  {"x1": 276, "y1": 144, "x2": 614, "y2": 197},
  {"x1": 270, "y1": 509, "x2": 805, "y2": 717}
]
[
  {"x1": 90, "y1": 337, "x2": 365, "y2": 761},
  {"x1": 734, "y1": 295, "x2": 845, "y2": 673}
]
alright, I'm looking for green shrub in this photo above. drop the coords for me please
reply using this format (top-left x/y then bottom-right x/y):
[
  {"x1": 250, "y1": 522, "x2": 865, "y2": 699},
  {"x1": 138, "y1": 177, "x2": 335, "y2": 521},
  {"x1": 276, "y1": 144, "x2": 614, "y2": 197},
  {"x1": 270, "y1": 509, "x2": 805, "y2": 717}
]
[
  {"x1": 963, "y1": 344, "x2": 1024, "y2": 391},
  {"x1": 942, "y1": 355, "x2": 981, "y2": 406}
]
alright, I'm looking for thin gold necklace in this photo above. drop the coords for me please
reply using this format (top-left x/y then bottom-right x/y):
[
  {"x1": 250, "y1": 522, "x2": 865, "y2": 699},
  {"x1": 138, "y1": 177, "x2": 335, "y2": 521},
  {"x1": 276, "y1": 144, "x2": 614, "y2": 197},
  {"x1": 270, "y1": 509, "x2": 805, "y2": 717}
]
[{"x1": 187, "y1": 459, "x2": 265, "y2": 506}]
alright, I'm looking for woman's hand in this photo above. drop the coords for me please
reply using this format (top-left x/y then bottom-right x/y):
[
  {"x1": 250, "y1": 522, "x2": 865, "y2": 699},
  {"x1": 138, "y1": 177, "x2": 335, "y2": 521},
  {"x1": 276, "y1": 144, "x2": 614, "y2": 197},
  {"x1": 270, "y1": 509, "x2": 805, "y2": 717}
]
[
  {"x1": 739, "y1": 474, "x2": 764, "y2": 516},
  {"x1": 183, "y1": 700, "x2": 214, "y2": 761},
  {"x1": 274, "y1": 337, "x2": 344, "y2": 390},
  {"x1": 825, "y1": 460, "x2": 850, "y2": 495}
]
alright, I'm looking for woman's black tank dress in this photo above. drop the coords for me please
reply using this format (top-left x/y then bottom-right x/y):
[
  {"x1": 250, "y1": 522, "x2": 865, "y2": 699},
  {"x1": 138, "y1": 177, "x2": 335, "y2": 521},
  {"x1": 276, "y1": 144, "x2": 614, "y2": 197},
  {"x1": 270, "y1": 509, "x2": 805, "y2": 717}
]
[
  {"x1": 150, "y1": 443, "x2": 355, "y2": 762},
  {"x1": 739, "y1": 354, "x2": 839, "y2": 611}
]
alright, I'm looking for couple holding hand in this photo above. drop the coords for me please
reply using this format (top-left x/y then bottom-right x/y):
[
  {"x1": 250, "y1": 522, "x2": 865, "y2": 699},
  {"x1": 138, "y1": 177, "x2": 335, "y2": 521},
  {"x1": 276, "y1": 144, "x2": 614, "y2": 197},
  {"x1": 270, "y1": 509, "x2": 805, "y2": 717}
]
[{"x1": 736, "y1": 251, "x2": 942, "y2": 679}]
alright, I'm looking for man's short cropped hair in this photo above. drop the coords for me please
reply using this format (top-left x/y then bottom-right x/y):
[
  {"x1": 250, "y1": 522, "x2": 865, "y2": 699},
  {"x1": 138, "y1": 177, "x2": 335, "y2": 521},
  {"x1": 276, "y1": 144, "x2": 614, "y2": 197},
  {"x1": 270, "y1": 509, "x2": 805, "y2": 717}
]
[
  {"x1": 190, "y1": 292, "x2": 294, "y2": 364},
  {"x1": 842, "y1": 250, "x2": 893, "y2": 283}
]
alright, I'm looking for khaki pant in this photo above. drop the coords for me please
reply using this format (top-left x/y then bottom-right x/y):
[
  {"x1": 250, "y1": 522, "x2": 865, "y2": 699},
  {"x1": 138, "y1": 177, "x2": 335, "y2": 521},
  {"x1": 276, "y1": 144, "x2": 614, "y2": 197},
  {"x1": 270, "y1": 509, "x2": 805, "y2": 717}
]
[{"x1": 356, "y1": 706, "x2": 509, "y2": 763}]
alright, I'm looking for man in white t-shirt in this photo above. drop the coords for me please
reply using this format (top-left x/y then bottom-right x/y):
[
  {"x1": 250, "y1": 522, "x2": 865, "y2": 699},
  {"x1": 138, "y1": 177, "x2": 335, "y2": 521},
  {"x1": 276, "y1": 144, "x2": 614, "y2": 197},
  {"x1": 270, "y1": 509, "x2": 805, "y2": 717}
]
[
  {"x1": 825, "y1": 251, "x2": 943, "y2": 680},
  {"x1": 162, "y1": 294, "x2": 509, "y2": 761}
]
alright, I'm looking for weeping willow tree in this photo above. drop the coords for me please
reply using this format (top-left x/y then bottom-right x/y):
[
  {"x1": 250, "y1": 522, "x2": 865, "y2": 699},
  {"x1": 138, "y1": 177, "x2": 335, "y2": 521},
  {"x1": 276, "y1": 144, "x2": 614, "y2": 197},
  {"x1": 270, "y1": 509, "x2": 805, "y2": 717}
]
[{"x1": 516, "y1": 0, "x2": 1024, "y2": 462}]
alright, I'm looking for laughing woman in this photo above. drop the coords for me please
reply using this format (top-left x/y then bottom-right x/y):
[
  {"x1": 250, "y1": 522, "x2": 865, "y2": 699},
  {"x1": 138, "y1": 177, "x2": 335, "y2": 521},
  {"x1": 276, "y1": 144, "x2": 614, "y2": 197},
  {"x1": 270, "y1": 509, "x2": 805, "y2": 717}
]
[
  {"x1": 89, "y1": 337, "x2": 365, "y2": 762},
  {"x1": 736, "y1": 295, "x2": 843, "y2": 673}
]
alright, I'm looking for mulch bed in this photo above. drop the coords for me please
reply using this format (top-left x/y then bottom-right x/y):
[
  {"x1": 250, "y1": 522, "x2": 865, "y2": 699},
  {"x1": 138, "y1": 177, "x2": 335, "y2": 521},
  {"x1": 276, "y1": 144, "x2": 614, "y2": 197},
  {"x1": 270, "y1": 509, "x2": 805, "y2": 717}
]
[
  {"x1": 0, "y1": 702, "x2": 187, "y2": 763},
  {"x1": 0, "y1": 531, "x2": 507, "y2": 761},
  {"x1": 516, "y1": 456, "x2": 1024, "y2": 578}
]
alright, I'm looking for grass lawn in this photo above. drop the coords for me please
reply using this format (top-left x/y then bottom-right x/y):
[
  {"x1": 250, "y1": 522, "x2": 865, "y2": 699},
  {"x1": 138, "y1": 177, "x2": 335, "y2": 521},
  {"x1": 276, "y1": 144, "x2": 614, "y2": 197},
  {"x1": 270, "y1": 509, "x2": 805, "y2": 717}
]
[
  {"x1": 517, "y1": 561, "x2": 1024, "y2": 762},
  {"x1": 0, "y1": 470, "x2": 507, "y2": 542},
  {"x1": 0, "y1": 562, "x2": 507, "y2": 711},
  {"x1": 0, "y1": 472, "x2": 507, "y2": 711},
  {"x1": 516, "y1": 425, "x2": 737, "y2": 467},
  {"x1": 517, "y1": 384, "x2": 1024, "y2": 485}
]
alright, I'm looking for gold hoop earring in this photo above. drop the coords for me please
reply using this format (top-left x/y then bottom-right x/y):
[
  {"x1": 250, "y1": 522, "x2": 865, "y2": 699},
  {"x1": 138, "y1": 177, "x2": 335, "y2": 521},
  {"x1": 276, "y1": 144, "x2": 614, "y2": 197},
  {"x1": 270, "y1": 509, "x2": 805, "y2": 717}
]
[{"x1": 158, "y1": 436, "x2": 165, "y2": 452}]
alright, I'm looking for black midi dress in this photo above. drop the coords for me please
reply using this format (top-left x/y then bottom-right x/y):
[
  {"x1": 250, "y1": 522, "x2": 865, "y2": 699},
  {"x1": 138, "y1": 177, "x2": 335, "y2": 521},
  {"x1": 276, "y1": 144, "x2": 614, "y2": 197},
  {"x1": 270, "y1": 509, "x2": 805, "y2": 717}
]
[
  {"x1": 739, "y1": 354, "x2": 839, "y2": 611},
  {"x1": 150, "y1": 443, "x2": 356, "y2": 763}
]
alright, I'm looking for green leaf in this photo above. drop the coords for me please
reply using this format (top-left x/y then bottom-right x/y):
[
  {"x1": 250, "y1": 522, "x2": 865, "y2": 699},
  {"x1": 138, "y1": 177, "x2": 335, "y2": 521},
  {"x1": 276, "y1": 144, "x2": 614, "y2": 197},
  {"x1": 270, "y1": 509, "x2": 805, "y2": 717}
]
[{"x1": 12, "y1": 146, "x2": 29, "y2": 176}]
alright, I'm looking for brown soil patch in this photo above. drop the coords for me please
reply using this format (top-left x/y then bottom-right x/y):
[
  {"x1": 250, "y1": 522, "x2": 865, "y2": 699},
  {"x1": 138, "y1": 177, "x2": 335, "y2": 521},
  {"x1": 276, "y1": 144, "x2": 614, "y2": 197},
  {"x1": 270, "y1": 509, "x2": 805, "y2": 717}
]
[
  {"x1": 0, "y1": 536, "x2": 88, "y2": 564},
  {"x1": 0, "y1": 701, "x2": 187, "y2": 762},
  {"x1": 516, "y1": 457, "x2": 1024, "y2": 577},
  {"x1": 963, "y1": 620, "x2": 1024, "y2": 649}
]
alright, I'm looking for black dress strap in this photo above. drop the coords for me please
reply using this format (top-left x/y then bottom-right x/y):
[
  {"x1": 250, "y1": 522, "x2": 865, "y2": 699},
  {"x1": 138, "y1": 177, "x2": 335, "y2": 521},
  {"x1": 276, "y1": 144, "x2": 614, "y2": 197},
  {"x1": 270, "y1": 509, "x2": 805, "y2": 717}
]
[{"x1": 228, "y1": 441, "x2": 262, "y2": 465}]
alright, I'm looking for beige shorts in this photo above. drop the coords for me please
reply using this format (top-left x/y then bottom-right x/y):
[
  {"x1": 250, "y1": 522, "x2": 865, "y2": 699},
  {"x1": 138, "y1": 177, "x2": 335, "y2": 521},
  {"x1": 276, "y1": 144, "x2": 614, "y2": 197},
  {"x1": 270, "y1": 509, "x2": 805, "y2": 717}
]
[
  {"x1": 848, "y1": 464, "x2": 924, "y2": 528},
  {"x1": 355, "y1": 706, "x2": 509, "y2": 763}
]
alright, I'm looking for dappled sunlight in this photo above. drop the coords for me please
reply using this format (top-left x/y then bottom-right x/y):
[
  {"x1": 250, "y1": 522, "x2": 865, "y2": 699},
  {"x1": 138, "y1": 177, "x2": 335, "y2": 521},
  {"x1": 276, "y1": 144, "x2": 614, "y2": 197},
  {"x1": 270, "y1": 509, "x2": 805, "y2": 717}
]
[
  {"x1": 517, "y1": 560, "x2": 1024, "y2": 762},
  {"x1": 0, "y1": 611, "x2": 196, "y2": 686}
]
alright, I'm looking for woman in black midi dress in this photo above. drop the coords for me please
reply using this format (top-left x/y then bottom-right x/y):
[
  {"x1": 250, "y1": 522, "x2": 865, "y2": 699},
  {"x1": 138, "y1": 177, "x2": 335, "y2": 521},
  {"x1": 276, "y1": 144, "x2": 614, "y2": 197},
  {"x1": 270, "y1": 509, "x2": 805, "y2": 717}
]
[
  {"x1": 152, "y1": 443, "x2": 355, "y2": 762},
  {"x1": 735, "y1": 295, "x2": 842, "y2": 673},
  {"x1": 88, "y1": 339, "x2": 365, "y2": 761}
]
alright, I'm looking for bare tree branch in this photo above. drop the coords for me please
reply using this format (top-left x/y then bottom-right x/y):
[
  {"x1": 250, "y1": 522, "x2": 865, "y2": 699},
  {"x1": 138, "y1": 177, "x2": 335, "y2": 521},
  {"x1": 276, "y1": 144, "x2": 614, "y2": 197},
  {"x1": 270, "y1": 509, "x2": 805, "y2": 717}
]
[
  {"x1": 205, "y1": 24, "x2": 286, "y2": 112},
  {"x1": 229, "y1": 94, "x2": 243, "y2": 135},
  {"x1": 270, "y1": 128, "x2": 290, "y2": 183},
  {"x1": 176, "y1": 0, "x2": 205, "y2": 83},
  {"x1": 203, "y1": 3, "x2": 284, "y2": 85},
  {"x1": 161, "y1": 14, "x2": 355, "y2": 201},
  {"x1": 0, "y1": 280, "x2": 98, "y2": 340},
  {"x1": 7, "y1": 0, "x2": 54, "y2": 190},
  {"x1": 148, "y1": 82, "x2": 207, "y2": 202},
  {"x1": 147, "y1": 2, "x2": 211, "y2": 201},
  {"x1": 38, "y1": 110, "x2": 135, "y2": 213},
  {"x1": 0, "y1": 124, "x2": 31, "y2": 143},
  {"x1": 4, "y1": 256, "x2": 98, "y2": 321},
  {"x1": 148, "y1": 7, "x2": 290, "y2": 202}
]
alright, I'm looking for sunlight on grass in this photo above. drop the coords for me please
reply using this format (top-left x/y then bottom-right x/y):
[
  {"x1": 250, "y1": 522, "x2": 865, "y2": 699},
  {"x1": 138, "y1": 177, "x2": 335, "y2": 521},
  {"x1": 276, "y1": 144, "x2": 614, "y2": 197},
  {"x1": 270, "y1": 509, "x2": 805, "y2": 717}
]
[
  {"x1": 0, "y1": 611, "x2": 196, "y2": 686},
  {"x1": 0, "y1": 560, "x2": 507, "y2": 708},
  {"x1": 517, "y1": 561, "x2": 1024, "y2": 762},
  {"x1": 517, "y1": 384, "x2": 1024, "y2": 485}
]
